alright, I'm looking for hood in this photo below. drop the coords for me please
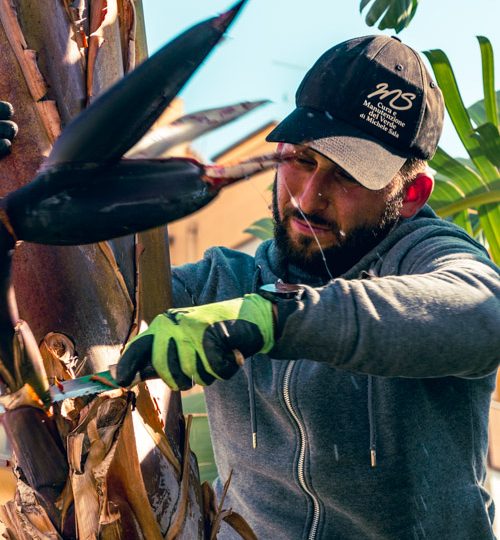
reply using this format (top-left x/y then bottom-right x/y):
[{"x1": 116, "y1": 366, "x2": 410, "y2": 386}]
[{"x1": 254, "y1": 205, "x2": 490, "y2": 286}]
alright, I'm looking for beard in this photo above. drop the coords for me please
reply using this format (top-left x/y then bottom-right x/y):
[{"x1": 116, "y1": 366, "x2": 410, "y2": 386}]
[{"x1": 272, "y1": 180, "x2": 404, "y2": 280}]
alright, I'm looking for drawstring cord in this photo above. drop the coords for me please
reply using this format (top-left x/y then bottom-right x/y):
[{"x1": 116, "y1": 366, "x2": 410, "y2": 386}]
[
  {"x1": 248, "y1": 362, "x2": 257, "y2": 449},
  {"x1": 248, "y1": 265, "x2": 263, "y2": 448},
  {"x1": 368, "y1": 375, "x2": 377, "y2": 467},
  {"x1": 247, "y1": 263, "x2": 379, "y2": 465},
  {"x1": 360, "y1": 271, "x2": 378, "y2": 468}
]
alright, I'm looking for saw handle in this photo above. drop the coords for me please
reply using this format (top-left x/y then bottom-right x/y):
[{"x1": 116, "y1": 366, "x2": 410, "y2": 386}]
[{"x1": 109, "y1": 363, "x2": 159, "y2": 387}]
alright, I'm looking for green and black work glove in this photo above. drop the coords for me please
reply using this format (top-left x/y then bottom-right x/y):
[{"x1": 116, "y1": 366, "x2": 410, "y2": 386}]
[
  {"x1": 0, "y1": 101, "x2": 18, "y2": 158},
  {"x1": 116, "y1": 294, "x2": 275, "y2": 390}
]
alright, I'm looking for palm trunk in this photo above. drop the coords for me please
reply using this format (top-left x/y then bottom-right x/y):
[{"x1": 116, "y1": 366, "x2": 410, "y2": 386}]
[{"x1": 0, "y1": 1, "x2": 202, "y2": 536}]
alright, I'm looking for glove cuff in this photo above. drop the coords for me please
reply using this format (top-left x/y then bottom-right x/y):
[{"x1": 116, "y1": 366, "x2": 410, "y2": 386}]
[{"x1": 241, "y1": 293, "x2": 275, "y2": 353}]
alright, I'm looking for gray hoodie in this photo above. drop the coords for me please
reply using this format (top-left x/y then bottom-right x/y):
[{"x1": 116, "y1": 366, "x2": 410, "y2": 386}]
[{"x1": 172, "y1": 206, "x2": 500, "y2": 539}]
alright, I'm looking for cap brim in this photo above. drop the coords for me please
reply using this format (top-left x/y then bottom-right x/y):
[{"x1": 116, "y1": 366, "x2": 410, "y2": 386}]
[{"x1": 266, "y1": 107, "x2": 407, "y2": 190}]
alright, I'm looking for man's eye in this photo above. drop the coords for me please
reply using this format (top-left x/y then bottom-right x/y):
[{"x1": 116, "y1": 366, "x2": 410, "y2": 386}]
[
  {"x1": 341, "y1": 174, "x2": 359, "y2": 184},
  {"x1": 337, "y1": 170, "x2": 361, "y2": 185},
  {"x1": 293, "y1": 156, "x2": 316, "y2": 167}
]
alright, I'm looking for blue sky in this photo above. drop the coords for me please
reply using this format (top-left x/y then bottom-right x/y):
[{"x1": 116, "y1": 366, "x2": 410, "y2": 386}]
[{"x1": 143, "y1": 0, "x2": 500, "y2": 162}]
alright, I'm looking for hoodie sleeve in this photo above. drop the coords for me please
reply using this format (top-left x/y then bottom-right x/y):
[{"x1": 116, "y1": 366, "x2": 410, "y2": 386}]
[
  {"x1": 172, "y1": 246, "x2": 256, "y2": 308},
  {"x1": 270, "y1": 234, "x2": 500, "y2": 378}
]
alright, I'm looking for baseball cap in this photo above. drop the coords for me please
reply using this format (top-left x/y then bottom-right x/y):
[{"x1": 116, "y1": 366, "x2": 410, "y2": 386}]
[{"x1": 266, "y1": 35, "x2": 444, "y2": 189}]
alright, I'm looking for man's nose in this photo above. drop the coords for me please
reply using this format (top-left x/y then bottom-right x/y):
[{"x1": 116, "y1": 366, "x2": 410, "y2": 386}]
[{"x1": 296, "y1": 171, "x2": 329, "y2": 214}]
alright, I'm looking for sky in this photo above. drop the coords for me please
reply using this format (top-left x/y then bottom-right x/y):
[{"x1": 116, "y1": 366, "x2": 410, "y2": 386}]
[{"x1": 142, "y1": 0, "x2": 500, "y2": 163}]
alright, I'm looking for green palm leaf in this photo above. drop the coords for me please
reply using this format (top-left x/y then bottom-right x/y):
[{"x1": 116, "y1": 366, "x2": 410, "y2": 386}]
[
  {"x1": 478, "y1": 37, "x2": 499, "y2": 127},
  {"x1": 363, "y1": 0, "x2": 391, "y2": 26},
  {"x1": 381, "y1": 0, "x2": 417, "y2": 32},
  {"x1": 359, "y1": 0, "x2": 418, "y2": 33},
  {"x1": 425, "y1": 42, "x2": 500, "y2": 263},
  {"x1": 424, "y1": 48, "x2": 497, "y2": 182},
  {"x1": 436, "y1": 190, "x2": 500, "y2": 218},
  {"x1": 473, "y1": 122, "x2": 500, "y2": 168},
  {"x1": 429, "y1": 147, "x2": 485, "y2": 192},
  {"x1": 451, "y1": 212, "x2": 474, "y2": 236},
  {"x1": 468, "y1": 91, "x2": 500, "y2": 126},
  {"x1": 431, "y1": 177, "x2": 467, "y2": 209},
  {"x1": 244, "y1": 218, "x2": 274, "y2": 241},
  {"x1": 431, "y1": 176, "x2": 472, "y2": 234}
]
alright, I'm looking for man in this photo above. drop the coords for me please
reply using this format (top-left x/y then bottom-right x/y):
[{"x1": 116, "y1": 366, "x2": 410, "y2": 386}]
[{"x1": 117, "y1": 35, "x2": 500, "y2": 539}]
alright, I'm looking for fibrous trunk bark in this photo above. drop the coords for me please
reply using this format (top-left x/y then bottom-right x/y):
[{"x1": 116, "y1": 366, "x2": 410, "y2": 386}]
[{"x1": 0, "y1": 0, "x2": 202, "y2": 536}]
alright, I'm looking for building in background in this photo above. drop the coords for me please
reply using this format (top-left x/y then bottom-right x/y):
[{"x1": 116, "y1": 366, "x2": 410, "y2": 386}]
[{"x1": 168, "y1": 122, "x2": 277, "y2": 265}]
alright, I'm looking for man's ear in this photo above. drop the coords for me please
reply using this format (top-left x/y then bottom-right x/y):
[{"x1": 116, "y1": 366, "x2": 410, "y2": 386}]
[{"x1": 400, "y1": 173, "x2": 434, "y2": 218}]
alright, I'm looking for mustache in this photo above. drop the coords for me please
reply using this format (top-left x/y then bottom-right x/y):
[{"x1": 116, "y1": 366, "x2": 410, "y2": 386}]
[{"x1": 282, "y1": 206, "x2": 340, "y2": 231}]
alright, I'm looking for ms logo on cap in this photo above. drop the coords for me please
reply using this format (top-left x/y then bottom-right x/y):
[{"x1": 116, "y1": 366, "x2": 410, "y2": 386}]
[{"x1": 367, "y1": 83, "x2": 416, "y2": 111}]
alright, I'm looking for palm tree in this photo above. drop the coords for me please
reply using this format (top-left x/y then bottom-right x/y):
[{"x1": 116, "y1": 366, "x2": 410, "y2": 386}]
[
  {"x1": 425, "y1": 38, "x2": 500, "y2": 264},
  {"x1": 0, "y1": 2, "x2": 256, "y2": 537}
]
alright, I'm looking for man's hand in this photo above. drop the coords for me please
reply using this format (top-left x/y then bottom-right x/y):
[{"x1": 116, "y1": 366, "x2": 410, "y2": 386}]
[
  {"x1": 0, "y1": 101, "x2": 18, "y2": 158},
  {"x1": 116, "y1": 294, "x2": 275, "y2": 390}
]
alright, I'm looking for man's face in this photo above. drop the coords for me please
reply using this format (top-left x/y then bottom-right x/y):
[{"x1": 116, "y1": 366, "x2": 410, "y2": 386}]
[{"x1": 273, "y1": 143, "x2": 406, "y2": 278}]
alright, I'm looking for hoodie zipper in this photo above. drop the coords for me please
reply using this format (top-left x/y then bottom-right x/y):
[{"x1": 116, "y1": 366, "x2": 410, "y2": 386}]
[{"x1": 283, "y1": 361, "x2": 320, "y2": 540}]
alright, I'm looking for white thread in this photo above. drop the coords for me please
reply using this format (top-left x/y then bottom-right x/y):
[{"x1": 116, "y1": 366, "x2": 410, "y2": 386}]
[{"x1": 284, "y1": 182, "x2": 334, "y2": 281}]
